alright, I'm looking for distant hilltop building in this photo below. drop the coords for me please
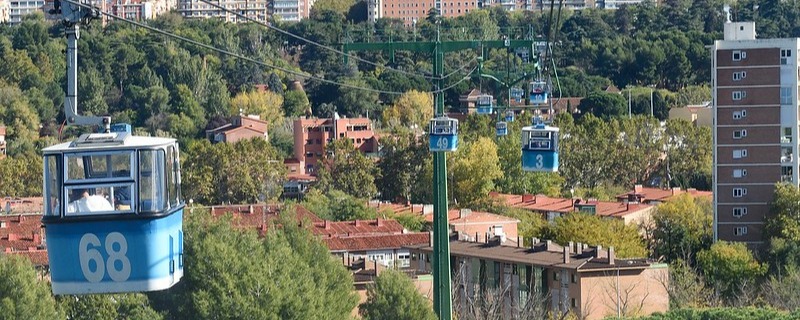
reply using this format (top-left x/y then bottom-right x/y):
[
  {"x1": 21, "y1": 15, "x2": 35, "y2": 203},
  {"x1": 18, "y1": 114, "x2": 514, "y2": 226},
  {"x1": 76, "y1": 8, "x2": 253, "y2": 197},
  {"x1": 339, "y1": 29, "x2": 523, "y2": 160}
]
[
  {"x1": 711, "y1": 21, "x2": 800, "y2": 246},
  {"x1": 177, "y1": 0, "x2": 313, "y2": 22},
  {"x1": 290, "y1": 114, "x2": 377, "y2": 176}
]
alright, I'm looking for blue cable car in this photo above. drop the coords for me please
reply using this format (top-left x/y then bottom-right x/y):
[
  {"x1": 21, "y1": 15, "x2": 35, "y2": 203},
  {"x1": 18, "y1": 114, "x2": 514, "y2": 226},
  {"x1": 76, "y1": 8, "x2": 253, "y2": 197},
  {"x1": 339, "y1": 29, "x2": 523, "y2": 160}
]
[
  {"x1": 522, "y1": 122, "x2": 559, "y2": 172},
  {"x1": 529, "y1": 81, "x2": 548, "y2": 105},
  {"x1": 505, "y1": 110, "x2": 515, "y2": 122},
  {"x1": 476, "y1": 94, "x2": 493, "y2": 115},
  {"x1": 496, "y1": 121, "x2": 508, "y2": 137},
  {"x1": 42, "y1": 130, "x2": 184, "y2": 294},
  {"x1": 429, "y1": 116, "x2": 459, "y2": 152},
  {"x1": 510, "y1": 87, "x2": 524, "y2": 104}
]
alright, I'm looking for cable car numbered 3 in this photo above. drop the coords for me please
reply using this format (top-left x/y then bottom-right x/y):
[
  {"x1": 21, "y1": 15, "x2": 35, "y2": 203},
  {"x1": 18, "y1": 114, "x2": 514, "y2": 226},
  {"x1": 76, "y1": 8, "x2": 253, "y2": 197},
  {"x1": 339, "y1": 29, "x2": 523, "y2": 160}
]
[
  {"x1": 42, "y1": 130, "x2": 184, "y2": 295},
  {"x1": 521, "y1": 122, "x2": 559, "y2": 172},
  {"x1": 429, "y1": 116, "x2": 459, "y2": 152}
]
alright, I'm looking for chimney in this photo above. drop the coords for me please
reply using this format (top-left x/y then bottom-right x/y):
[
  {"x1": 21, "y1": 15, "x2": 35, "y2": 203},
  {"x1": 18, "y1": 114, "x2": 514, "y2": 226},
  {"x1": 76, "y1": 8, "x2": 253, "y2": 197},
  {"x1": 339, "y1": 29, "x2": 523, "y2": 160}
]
[
  {"x1": 376, "y1": 218, "x2": 383, "y2": 227},
  {"x1": 568, "y1": 241, "x2": 573, "y2": 254},
  {"x1": 324, "y1": 220, "x2": 330, "y2": 230},
  {"x1": 429, "y1": 231, "x2": 434, "y2": 247},
  {"x1": 672, "y1": 187, "x2": 681, "y2": 195},
  {"x1": 7, "y1": 233, "x2": 17, "y2": 241},
  {"x1": 634, "y1": 184, "x2": 643, "y2": 193},
  {"x1": 563, "y1": 246, "x2": 570, "y2": 264},
  {"x1": 576, "y1": 242, "x2": 583, "y2": 255},
  {"x1": 608, "y1": 247, "x2": 615, "y2": 265},
  {"x1": 33, "y1": 232, "x2": 40, "y2": 244},
  {"x1": 342, "y1": 252, "x2": 349, "y2": 266},
  {"x1": 354, "y1": 220, "x2": 360, "y2": 227},
  {"x1": 0, "y1": 221, "x2": 6, "y2": 228},
  {"x1": 459, "y1": 209, "x2": 471, "y2": 219},
  {"x1": 517, "y1": 236, "x2": 522, "y2": 247},
  {"x1": 248, "y1": 205, "x2": 253, "y2": 213},
  {"x1": 522, "y1": 194, "x2": 534, "y2": 203},
  {"x1": 595, "y1": 245, "x2": 603, "y2": 259},
  {"x1": 475, "y1": 232, "x2": 479, "y2": 242}
]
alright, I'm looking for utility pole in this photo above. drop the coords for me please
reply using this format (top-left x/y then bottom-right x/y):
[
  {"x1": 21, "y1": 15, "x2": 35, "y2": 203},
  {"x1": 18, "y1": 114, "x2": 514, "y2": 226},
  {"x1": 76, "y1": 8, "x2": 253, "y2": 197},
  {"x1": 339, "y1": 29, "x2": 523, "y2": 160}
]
[{"x1": 343, "y1": 36, "x2": 535, "y2": 320}]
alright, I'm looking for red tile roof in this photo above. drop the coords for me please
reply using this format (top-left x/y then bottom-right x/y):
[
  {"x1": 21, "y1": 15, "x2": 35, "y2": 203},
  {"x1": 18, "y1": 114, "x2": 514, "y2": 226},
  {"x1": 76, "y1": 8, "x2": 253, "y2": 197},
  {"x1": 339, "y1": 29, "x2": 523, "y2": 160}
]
[
  {"x1": 489, "y1": 192, "x2": 653, "y2": 219},
  {"x1": 286, "y1": 172, "x2": 317, "y2": 181},
  {"x1": 367, "y1": 202, "x2": 431, "y2": 215},
  {"x1": 312, "y1": 219, "x2": 405, "y2": 237},
  {"x1": 324, "y1": 233, "x2": 430, "y2": 252}
]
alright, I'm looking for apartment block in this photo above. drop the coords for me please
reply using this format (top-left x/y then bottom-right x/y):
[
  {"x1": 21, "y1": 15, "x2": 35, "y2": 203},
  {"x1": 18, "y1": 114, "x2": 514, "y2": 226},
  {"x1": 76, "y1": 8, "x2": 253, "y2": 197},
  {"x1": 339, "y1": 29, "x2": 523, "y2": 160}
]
[
  {"x1": 7, "y1": 0, "x2": 44, "y2": 24},
  {"x1": 177, "y1": 0, "x2": 269, "y2": 23},
  {"x1": 407, "y1": 238, "x2": 669, "y2": 319},
  {"x1": 292, "y1": 115, "x2": 377, "y2": 175},
  {"x1": 711, "y1": 22, "x2": 799, "y2": 245},
  {"x1": 271, "y1": 0, "x2": 313, "y2": 22},
  {"x1": 110, "y1": 0, "x2": 175, "y2": 20},
  {"x1": 367, "y1": 0, "x2": 479, "y2": 25},
  {"x1": 490, "y1": 192, "x2": 656, "y2": 226}
]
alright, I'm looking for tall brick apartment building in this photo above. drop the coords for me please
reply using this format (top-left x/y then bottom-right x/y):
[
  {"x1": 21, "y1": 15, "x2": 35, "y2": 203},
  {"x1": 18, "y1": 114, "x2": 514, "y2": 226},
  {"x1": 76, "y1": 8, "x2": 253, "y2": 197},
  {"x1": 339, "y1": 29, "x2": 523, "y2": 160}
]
[
  {"x1": 712, "y1": 22, "x2": 800, "y2": 245},
  {"x1": 292, "y1": 115, "x2": 378, "y2": 175}
]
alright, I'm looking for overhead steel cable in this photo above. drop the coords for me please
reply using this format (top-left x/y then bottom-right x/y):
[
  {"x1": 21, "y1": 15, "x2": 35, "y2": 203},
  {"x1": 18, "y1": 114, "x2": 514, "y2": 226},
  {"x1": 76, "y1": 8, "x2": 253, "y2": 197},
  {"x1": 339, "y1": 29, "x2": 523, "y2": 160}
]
[
  {"x1": 62, "y1": 0, "x2": 477, "y2": 95},
  {"x1": 196, "y1": 0, "x2": 449, "y2": 81}
]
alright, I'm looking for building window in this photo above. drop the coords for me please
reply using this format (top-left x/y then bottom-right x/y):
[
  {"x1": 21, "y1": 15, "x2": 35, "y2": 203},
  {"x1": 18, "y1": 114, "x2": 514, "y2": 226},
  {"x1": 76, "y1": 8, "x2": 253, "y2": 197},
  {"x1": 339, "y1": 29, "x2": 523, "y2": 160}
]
[
  {"x1": 305, "y1": 152, "x2": 313, "y2": 158},
  {"x1": 571, "y1": 273, "x2": 577, "y2": 283},
  {"x1": 571, "y1": 298, "x2": 577, "y2": 308},
  {"x1": 733, "y1": 71, "x2": 747, "y2": 81},
  {"x1": 733, "y1": 169, "x2": 748, "y2": 178},
  {"x1": 733, "y1": 110, "x2": 747, "y2": 119},
  {"x1": 733, "y1": 207, "x2": 747, "y2": 218},
  {"x1": 733, "y1": 188, "x2": 747, "y2": 198},
  {"x1": 781, "y1": 49, "x2": 792, "y2": 65},
  {"x1": 782, "y1": 87, "x2": 793, "y2": 105},
  {"x1": 733, "y1": 130, "x2": 747, "y2": 139},
  {"x1": 733, "y1": 149, "x2": 748, "y2": 159},
  {"x1": 553, "y1": 271, "x2": 559, "y2": 281},
  {"x1": 734, "y1": 226, "x2": 748, "y2": 236},
  {"x1": 732, "y1": 91, "x2": 746, "y2": 101}
]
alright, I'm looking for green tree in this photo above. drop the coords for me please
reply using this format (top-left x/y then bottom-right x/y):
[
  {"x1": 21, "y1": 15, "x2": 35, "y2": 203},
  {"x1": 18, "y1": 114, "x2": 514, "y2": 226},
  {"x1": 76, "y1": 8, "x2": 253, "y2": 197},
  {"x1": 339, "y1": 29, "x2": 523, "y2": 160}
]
[
  {"x1": 59, "y1": 293, "x2": 162, "y2": 320},
  {"x1": 0, "y1": 256, "x2": 62, "y2": 319},
  {"x1": 450, "y1": 137, "x2": 503, "y2": 207},
  {"x1": 359, "y1": 269, "x2": 436, "y2": 320},
  {"x1": 382, "y1": 90, "x2": 433, "y2": 131},
  {"x1": 229, "y1": 90, "x2": 284, "y2": 128},
  {"x1": 767, "y1": 183, "x2": 800, "y2": 241},
  {"x1": 150, "y1": 208, "x2": 358, "y2": 319},
  {"x1": 664, "y1": 119, "x2": 712, "y2": 189},
  {"x1": 651, "y1": 194, "x2": 712, "y2": 264},
  {"x1": 283, "y1": 90, "x2": 310, "y2": 117},
  {"x1": 316, "y1": 138, "x2": 379, "y2": 199},
  {"x1": 578, "y1": 91, "x2": 627, "y2": 120},
  {"x1": 182, "y1": 138, "x2": 286, "y2": 204},
  {"x1": 544, "y1": 213, "x2": 647, "y2": 258},
  {"x1": 377, "y1": 133, "x2": 428, "y2": 202},
  {"x1": 697, "y1": 241, "x2": 766, "y2": 300}
]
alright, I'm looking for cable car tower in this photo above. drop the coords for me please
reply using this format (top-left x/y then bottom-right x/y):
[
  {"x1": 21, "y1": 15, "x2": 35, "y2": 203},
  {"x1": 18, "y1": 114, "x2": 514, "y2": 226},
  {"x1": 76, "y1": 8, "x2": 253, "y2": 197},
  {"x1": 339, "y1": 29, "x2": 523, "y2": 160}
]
[{"x1": 41, "y1": 1, "x2": 184, "y2": 295}]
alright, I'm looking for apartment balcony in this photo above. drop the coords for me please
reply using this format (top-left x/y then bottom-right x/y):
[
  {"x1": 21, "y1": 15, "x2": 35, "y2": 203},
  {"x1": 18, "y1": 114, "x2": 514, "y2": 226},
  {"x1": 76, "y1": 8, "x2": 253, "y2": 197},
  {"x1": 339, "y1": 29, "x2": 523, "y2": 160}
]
[
  {"x1": 782, "y1": 136, "x2": 792, "y2": 144},
  {"x1": 782, "y1": 154, "x2": 794, "y2": 163},
  {"x1": 782, "y1": 175, "x2": 794, "y2": 183}
]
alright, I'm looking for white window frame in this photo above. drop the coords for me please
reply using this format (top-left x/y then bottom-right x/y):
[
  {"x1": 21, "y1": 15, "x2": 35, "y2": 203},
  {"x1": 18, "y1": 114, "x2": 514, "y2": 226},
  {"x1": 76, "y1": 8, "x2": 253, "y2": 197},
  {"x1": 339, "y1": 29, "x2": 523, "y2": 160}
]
[
  {"x1": 733, "y1": 71, "x2": 747, "y2": 81},
  {"x1": 733, "y1": 188, "x2": 747, "y2": 198},
  {"x1": 733, "y1": 50, "x2": 744, "y2": 61},
  {"x1": 733, "y1": 207, "x2": 747, "y2": 218},
  {"x1": 732, "y1": 91, "x2": 746, "y2": 101},
  {"x1": 733, "y1": 130, "x2": 747, "y2": 139},
  {"x1": 733, "y1": 169, "x2": 748, "y2": 178},
  {"x1": 734, "y1": 226, "x2": 748, "y2": 236},
  {"x1": 733, "y1": 149, "x2": 748, "y2": 159},
  {"x1": 733, "y1": 111, "x2": 742, "y2": 119}
]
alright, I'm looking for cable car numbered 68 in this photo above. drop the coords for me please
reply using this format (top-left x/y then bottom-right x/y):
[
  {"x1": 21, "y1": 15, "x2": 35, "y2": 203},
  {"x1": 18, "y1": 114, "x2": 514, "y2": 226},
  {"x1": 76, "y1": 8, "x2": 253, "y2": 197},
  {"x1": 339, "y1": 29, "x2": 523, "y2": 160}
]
[{"x1": 42, "y1": 131, "x2": 184, "y2": 295}]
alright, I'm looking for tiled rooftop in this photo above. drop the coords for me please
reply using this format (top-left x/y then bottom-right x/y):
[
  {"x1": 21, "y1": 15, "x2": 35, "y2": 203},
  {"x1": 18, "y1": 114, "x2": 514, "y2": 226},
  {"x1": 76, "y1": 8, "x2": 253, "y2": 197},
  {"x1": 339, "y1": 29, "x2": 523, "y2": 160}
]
[
  {"x1": 490, "y1": 192, "x2": 653, "y2": 218},
  {"x1": 407, "y1": 239, "x2": 653, "y2": 272},
  {"x1": 312, "y1": 219, "x2": 405, "y2": 238},
  {"x1": 325, "y1": 232, "x2": 430, "y2": 252},
  {"x1": 1, "y1": 197, "x2": 43, "y2": 214},
  {"x1": 423, "y1": 209, "x2": 520, "y2": 224},
  {"x1": 210, "y1": 204, "x2": 322, "y2": 236}
]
